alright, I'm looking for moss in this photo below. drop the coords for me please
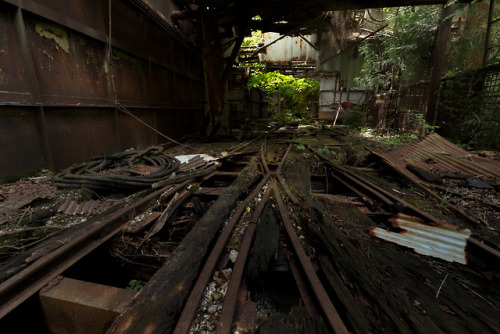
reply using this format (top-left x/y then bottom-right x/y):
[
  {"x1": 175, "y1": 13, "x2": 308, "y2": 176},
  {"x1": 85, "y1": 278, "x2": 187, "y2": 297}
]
[
  {"x1": 35, "y1": 21, "x2": 70, "y2": 54},
  {"x1": 50, "y1": 215, "x2": 68, "y2": 226},
  {"x1": 2, "y1": 165, "x2": 48, "y2": 184},
  {"x1": 33, "y1": 228, "x2": 59, "y2": 238},
  {"x1": 72, "y1": 187, "x2": 94, "y2": 202}
]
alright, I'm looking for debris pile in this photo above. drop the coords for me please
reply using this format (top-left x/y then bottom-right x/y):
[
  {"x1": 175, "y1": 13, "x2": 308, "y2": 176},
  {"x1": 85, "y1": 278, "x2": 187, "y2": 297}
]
[{"x1": 0, "y1": 127, "x2": 499, "y2": 333}]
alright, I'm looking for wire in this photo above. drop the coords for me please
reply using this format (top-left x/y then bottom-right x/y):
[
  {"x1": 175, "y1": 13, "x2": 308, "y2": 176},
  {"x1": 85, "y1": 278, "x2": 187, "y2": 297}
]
[{"x1": 107, "y1": 0, "x2": 190, "y2": 149}]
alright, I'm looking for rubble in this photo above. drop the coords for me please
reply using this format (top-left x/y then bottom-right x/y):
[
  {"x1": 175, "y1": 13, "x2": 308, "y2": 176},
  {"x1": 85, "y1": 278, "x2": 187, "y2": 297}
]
[
  {"x1": 0, "y1": 127, "x2": 499, "y2": 333},
  {"x1": 370, "y1": 213, "x2": 471, "y2": 264}
]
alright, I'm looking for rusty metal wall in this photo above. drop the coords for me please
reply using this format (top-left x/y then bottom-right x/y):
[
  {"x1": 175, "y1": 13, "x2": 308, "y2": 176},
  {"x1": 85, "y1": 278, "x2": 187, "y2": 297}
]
[
  {"x1": 259, "y1": 32, "x2": 317, "y2": 63},
  {"x1": 0, "y1": 107, "x2": 46, "y2": 179},
  {"x1": 0, "y1": 0, "x2": 205, "y2": 182}
]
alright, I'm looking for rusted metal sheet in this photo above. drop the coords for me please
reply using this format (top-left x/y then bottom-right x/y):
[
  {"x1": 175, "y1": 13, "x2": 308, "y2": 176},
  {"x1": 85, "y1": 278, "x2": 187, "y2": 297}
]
[
  {"x1": 259, "y1": 32, "x2": 318, "y2": 63},
  {"x1": 57, "y1": 199, "x2": 100, "y2": 216},
  {"x1": 0, "y1": 194, "x2": 47, "y2": 211},
  {"x1": 0, "y1": 108, "x2": 45, "y2": 181},
  {"x1": 0, "y1": 5, "x2": 37, "y2": 104},
  {"x1": 44, "y1": 108, "x2": 120, "y2": 169},
  {"x1": 0, "y1": 0, "x2": 202, "y2": 109},
  {"x1": 370, "y1": 213, "x2": 471, "y2": 264},
  {"x1": 375, "y1": 133, "x2": 500, "y2": 181},
  {"x1": 25, "y1": 14, "x2": 111, "y2": 106},
  {"x1": 39, "y1": 276, "x2": 136, "y2": 334}
]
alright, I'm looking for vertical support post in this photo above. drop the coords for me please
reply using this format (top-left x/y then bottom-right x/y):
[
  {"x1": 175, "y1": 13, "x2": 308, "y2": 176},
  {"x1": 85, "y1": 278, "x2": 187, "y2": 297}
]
[
  {"x1": 14, "y1": 7, "x2": 40, "y2": 103},
  {"x1": 36, "y1": 107, "x2": 55, "y2": 171},
  {"x1": 483, "y1": 0, "x2": 496, "y2": 65},
  {"x1": 113, "y1": 108, "x2": 122, "y2": 151},
  {"x1": 425, "y1": 0, "x2": 455, "y2": 126},
  {"x1": 201, "y1": 16, "x2": 224, "y2": 135},
  {"x1": 14, "y1": 7, "x2": 55, "y2": 170}
]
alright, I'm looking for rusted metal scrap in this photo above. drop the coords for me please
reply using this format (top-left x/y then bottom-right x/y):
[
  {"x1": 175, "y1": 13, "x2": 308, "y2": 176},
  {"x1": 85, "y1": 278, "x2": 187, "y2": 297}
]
[
  {"x1": 57, "y1": 199, "x2": 100, "y2": 216},
  {"x1": 370, "y1": 213, "x2": 471, "y2": 264},
  {"x1": 374, "y1": 133, "x2": 500, "y2": 183}
]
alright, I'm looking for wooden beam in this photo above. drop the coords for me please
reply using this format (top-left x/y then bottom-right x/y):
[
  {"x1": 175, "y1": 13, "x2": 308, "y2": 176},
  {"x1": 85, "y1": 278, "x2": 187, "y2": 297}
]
[{"x1": 107, "y1": 159, "x2": 261, "y2": 334}]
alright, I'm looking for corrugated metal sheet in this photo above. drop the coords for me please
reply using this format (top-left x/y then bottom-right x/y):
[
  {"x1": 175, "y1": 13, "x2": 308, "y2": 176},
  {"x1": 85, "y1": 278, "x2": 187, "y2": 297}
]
[
  {"x1": 57, "y1": 199, "x2": 100, "y2": 215},
  {"x1": 259, "y1": 32, "x2": 317, "y2": 63},
  {"x1": 370, "y1": 213, "x2": 471, "y2": 264},
  {"x1": 375, "y1": 133, "x2": 500, "y2": 181}
]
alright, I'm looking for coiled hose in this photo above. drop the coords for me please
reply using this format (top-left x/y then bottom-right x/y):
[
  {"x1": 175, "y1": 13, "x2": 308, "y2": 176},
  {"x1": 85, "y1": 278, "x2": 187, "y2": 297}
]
[{"x1": 54, "y1": 148, "x2": 180, "y2": 191}]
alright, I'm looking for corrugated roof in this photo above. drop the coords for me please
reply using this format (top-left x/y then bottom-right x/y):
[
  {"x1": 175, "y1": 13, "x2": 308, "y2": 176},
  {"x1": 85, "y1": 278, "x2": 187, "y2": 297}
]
[
  {"x1": 370, "y1": 213, "x2": 471, "y2": 264},
  {"x1": 57, "y1": 199, "x2": 100, "y2": 215},
  {"x1": 375, "y1": 133, "x2": 500, "y2": 182}
]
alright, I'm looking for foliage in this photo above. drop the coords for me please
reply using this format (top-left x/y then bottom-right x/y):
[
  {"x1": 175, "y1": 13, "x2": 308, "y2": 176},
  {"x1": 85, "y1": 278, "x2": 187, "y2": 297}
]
[
  {"x1": 342, "y1": 106, "x2": 370, "y2": 129},
  {"x1": 242, "y1": 30, "x2": 263, "y2": 47},
  {"x1": 369, "y1": 129, "x2": 421, "y2": 147},
  {"x1": 403, "y1": 109, "x2": 439, "y2": 134},
  {"x1": 437, "y1": 69, "x2": 500, "y2": 150},
  {"x1": 317, "y1": 145, "x2": 332, "y2": 155},
  {"x1": 235, "y1": 29, "x2": 265, "y2": 75},
  {"x1": 447, "y1": 0, "x2": 500, "y2": 74},
  {"x1": 355, "y1": 6, "x2": 441, "y2": 90},
  {"x1": 295, "y1": 142, "x2": 311, "y2": 158},
  {"x1": 247, "y1": 71, "x2": 319, "y2": 121},
  {"x1": 357, "y1": 2, "x2": 500, "y2": 87},
  {"x1": 126, "y1": 279, "x2": 144, "y2": 291},
  {"x1": 353, "y1": 2, "x2": 499, "y2": 150}
]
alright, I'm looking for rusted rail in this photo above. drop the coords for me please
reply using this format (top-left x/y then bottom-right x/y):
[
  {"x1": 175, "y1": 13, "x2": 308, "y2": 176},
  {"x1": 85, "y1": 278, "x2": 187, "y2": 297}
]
[
  {"x1": 173, "y1": 175, "x2": 270, "y2": 334},
  {"x1": 311, "y1": 146, "x2": 500, "y2": 262},
  {"x1": 272, "y1": 182, "x2": 350, "y2": 334},
  {"x1": 217, "y1": 187, "x2": 271, "y2": 334}
]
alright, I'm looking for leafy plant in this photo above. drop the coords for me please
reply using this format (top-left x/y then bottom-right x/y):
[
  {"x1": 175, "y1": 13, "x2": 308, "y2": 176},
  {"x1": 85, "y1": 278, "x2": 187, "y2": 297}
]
[
  {"x1": 127, "y1": 279, "x2": 144, "y2": 291},
  {"x1": 438, "y1": 69, "x2": 500, "y2": 150},
  {"x1": 355, "y1": 6, "x2": 441, "y2": 90},
  {"x1": 242, "y1": 30, "x2": 263, "y2": 47},
  {"x1": 317, "y1": 145, "x2": 331, "y2": 155},
  {"x1": 404, "y1": 109, "x2": 439, "y2": 134},
  {"x1": 296, "y1": 143, "x2": 306, "y2": 150},
  {"x1": 247, "y1": 71, "x2": 319, "y2": 121}
]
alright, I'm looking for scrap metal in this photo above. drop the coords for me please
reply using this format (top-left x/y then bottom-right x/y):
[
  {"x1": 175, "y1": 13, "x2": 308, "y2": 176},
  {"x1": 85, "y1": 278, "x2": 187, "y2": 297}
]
[
  {"x1": 370, "y1": 213, "x2": 471, "y2": 264},
  {"x1": 375, "y1": 133, "x2": 500, "y2": 182},
  {"x1": 57, "y1": 199, "x2": 100, "y2": 216}
]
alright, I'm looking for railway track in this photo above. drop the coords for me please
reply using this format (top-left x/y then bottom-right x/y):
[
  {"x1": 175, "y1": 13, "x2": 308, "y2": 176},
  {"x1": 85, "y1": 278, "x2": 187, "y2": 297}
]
[{"x1": 0, "y1": 134, "x2": 499, "y2": 333}]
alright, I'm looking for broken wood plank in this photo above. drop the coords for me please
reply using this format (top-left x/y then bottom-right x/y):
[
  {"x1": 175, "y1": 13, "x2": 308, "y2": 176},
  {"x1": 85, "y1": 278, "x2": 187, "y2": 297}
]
[
  {"x1": 283, "y1": 160, "x2": 500, "y2": 333},
  {"x1": 107, "y1": 158, "x2": 261, "y2": 334},
  {"x1": 139, "y1": 191, "x2": 191, "y2": 245},
  {"x1": 123, "y1": 211, "x2": 162, "y2": 234}
]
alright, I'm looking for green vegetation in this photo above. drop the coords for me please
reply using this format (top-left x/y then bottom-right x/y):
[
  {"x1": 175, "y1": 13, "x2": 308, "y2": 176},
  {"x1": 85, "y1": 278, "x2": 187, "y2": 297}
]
[
  {"x1": 242, "y1": 30, "x2": 263, "y2": 47},
  {"x1": 126, "y1": 279, "x2": 144, "y2": 291},
  {"x1": 354, "y1": 2, "x2": 500, "y2": 149},
  {"x1": 247, "y1": 71, "x2": 319, "y2": 121},
  {"x1": 438, "y1": 70, "x2": 500, "y2": 150},
  {"x1": 355, "y1": 6, "x2": 441, "y2": 89}
]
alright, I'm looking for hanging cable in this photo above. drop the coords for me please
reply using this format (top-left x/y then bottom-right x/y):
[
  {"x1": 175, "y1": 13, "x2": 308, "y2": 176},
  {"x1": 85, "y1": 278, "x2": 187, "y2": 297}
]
[{"x1": 106, "y1": 0, "x2": 190, "y2": 149}]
